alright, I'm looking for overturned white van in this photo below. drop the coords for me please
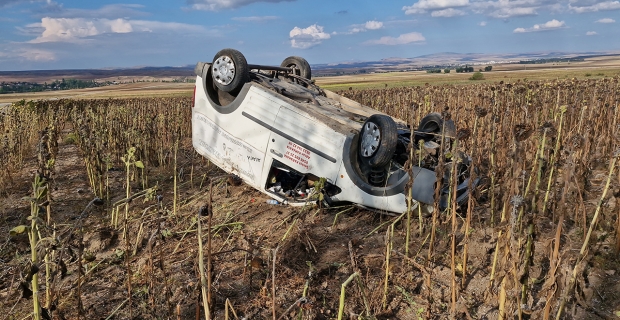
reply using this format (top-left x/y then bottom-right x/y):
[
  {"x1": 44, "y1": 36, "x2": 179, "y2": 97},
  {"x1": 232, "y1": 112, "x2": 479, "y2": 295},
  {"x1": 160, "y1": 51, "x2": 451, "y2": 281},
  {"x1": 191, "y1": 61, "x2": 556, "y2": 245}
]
[{"x1": 192, "y1": 49, "x2": 476, "y2": 214}]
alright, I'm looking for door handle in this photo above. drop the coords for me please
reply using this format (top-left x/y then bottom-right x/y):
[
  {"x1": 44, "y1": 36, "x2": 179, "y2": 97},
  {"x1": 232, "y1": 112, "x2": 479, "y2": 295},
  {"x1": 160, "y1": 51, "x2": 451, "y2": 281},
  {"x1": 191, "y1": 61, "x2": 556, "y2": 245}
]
[{"x1": 270, "y1": 149, "x2": 283, "y2": 158}]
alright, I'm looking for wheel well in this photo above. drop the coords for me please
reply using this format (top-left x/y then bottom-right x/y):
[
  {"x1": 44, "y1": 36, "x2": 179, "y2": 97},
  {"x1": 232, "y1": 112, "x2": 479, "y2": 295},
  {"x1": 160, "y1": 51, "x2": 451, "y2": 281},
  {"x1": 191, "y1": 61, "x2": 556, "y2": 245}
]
[
  {"x1": 342, "y1": 134, "x2": 409, "y2": 197},
  {"x1": 199, "y1": 64, "x2": 251, "y2": 113}
]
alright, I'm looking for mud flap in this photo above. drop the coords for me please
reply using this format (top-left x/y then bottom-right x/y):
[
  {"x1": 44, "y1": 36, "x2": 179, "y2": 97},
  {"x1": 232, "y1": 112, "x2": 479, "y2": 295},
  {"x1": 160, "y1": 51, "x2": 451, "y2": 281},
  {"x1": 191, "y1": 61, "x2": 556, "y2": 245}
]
[{"x1": 410, "y1": 167, "x2": 436, "y2": 205}]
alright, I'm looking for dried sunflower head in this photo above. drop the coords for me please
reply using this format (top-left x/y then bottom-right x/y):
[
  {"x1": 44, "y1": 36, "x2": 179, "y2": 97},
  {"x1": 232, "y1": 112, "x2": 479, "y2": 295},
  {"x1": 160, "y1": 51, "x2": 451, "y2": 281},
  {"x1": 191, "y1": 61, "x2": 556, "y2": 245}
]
[
  {"x1": 513, "y1": 123, "x2": 533, "y2": 142},
  {"x1": 539, "y1": 122, "x2": 557, "y2": 137},
  {"x1": 475, "y1": 106, "x2": 488, "y2": 118},
  {"x1": 457, "y1": 128, "x2": 471, "y2": 140},
  {"x1": 568, "y1": 134, "x2": 584, "y2": 150}
]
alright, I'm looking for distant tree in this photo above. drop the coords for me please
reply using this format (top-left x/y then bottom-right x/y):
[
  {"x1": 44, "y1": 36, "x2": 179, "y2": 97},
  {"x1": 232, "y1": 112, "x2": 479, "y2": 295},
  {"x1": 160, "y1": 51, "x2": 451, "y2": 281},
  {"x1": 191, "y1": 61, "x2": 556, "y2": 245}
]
[
  {"x1": 484, "y1": 65, "x2": 493, "y2": 71},
  {"x1": 426, "y1": 69, "x2": 442, "y2": 73},
  {"x1": 444, "y1": 69, "x2": 450, "y2": 73},
  {"x1": 457, "y1": 66, "x2": 475, "y2": 73},
  {"x1": 469, "y1": 71, "x2": 484, "y2": 80}
]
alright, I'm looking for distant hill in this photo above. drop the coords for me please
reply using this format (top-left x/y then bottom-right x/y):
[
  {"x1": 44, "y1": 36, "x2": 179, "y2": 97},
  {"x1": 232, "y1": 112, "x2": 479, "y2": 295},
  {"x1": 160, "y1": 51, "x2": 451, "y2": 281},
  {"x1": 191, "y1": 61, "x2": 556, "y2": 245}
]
[
  {"x1": 311, "y1": 51, "x2": 619, "y2": 76},
  {"x1": 0, "y1": 66, "x2": 195, "y2": 83},
  {"x1": 2, "y1": 51, "x2": 618, "y2": 83}
]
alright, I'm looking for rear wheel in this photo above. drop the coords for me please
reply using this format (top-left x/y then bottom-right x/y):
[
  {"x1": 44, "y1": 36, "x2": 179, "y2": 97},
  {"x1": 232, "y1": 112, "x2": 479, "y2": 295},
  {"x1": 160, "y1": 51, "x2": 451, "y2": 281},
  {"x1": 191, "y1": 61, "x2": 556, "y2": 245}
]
[
  {"x1": 281, "y1": 56, "x2": 311, "y2": 80},
  {"x1": 418, "y1": 112, "x2": 456, "y2": 139},
  {"x1": 212, "y1": 48, "x2": 249, "y2": 93}
]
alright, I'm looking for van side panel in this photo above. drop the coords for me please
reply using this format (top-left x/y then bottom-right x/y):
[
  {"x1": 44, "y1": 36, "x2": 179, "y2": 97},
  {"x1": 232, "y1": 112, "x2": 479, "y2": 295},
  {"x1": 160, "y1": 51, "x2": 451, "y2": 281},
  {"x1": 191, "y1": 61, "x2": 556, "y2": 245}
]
[
  {"x1": 192, "y1": 78, "x2": 284, "y2": 188},
  {"x1": 192, "y1": 112, "x2": 266, "y2": 187}
]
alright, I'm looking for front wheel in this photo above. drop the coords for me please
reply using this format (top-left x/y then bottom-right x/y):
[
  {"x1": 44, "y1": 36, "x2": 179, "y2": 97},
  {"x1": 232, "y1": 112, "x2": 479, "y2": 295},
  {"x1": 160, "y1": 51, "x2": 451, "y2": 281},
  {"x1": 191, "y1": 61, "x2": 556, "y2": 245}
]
[
  {"x1": 212, "y1": 48, "x2": 249, "y2": 93},
  {"x1": 359, "y1": 114, "x2": 398, "y2": 168}
]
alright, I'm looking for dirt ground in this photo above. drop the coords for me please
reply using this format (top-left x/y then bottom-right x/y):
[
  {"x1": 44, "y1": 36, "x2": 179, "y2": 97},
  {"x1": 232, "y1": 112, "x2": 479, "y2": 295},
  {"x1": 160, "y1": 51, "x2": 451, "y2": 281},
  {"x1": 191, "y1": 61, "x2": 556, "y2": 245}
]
[
  {"x1": 0, "y1": 82, "x2": 194, "y2": 104},
  {"x1": 2, "y1": 116, "x2": 620, "y2": 320}
]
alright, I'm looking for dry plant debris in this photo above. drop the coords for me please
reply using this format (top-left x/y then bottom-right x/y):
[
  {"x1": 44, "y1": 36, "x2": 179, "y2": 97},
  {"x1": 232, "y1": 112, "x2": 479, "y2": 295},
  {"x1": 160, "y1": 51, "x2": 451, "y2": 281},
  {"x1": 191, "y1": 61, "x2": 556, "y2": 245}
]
[{"x1": 1, "y1": 76, "x2": 620, "y2": 319}]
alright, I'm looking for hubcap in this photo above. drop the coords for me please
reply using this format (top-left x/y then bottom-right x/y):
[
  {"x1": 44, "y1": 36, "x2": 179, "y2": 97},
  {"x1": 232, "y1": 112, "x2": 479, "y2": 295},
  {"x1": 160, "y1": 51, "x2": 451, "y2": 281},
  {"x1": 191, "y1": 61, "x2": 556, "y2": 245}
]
[
  {"x1": 361, "y1": 121, "x2": 381, "y2": 157},
  {"x1": 213, "y1": 55, "x2": 235, "y2": 86}
]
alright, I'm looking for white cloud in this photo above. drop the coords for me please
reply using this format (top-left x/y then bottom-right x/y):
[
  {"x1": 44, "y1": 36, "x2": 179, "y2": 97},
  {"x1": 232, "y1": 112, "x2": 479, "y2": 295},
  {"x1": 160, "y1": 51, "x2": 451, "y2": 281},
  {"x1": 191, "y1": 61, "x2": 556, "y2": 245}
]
[
  {"x1": 29, "y1": 18, "x2": 131, "y2": 43},
  {"x1": 289, "y1": 24, "x2": 330, "y2": 49},
  {"x1": 513, "y1": 19, "x2": 566, "y2": 33},
  {"x1": 548, "y1": 3, "x2": 564, "y2": 12},
  {"x1": 0, "y1": 0, "x2": 30, "y2": 7},
  {"x1": 131, "y1": 20, "x2": 207, "y2": 33},
  {"x1": 488, "y1": 6, "x2": 537, "y2": 18},
  {"x1": 232, "y1": 16, "x2": 278, "y2": 22},
  {"x1": 28, "y1": 17, "x2": 206, "y2": 43},
  {"x1": 586, "y1": 31, "x2": 597, "y2": 35},
  {"x1": 403, "y1": 0, "x2": 470, "y2": 14},
  {"x1": 365, "y1": 20, "x2": 383, "y2": 30},
  {"x1": 188, "y1": 0, "x2": 294, "y2": 11},
  {"x1": 569, "y1": 1, "x2": 620, "y2": 13},
  {"x1": 35, "y1": 0, "x2": 63, "y2": 13},
  {"x1": 479, "y1": 21, "x2": 487, "y2": 26},
  {"x1": 596, "y1": 17, "x2": 616, "y2": 23},
  {"x1": 31, "y1": 3, "x2": 148, "y2": 19},
  {"x1": 469, "y1": 0, "x2": 551, "y2": 19},
  {"x1": 346, "y1": 20, "x2": 384, "y2": 34},
  {"x1": 0, "y1": 48, "x2": 56, "y2": 62},
  {"x1": 383, "y1": 19, "x2": 420, "y2": 26},
  {"x1": 2, "y1": 7, "x2": 222, "y2": 70},
  {"x1": 431, "y1": 8, "x2": 466, "y2": 16},
  {"x1": 364, "y1": 32, "x2": 425, "y2": 45},
  {"x1": 541, "y1": 19, "x2": 565, "y2": 28},
  {"x1": 18, "y1": 49, "x2": 56, "y2": 61},
  {"x1": 402, "y1": 0, "x2": 571, "y2": 19}
]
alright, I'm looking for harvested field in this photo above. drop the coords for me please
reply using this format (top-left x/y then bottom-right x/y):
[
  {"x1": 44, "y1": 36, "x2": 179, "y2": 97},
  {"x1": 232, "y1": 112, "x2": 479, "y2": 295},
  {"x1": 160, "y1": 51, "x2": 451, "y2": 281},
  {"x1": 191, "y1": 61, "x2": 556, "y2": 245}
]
[
  {"x1": 1, "y1": 76, "x2": 620, "y2": 320},
  {"x1": 0, "y1": 82, "x2": 194, "y2": 104},
  {"x1": 316, "y1": 55, "x2": 620, "y2": 91}
]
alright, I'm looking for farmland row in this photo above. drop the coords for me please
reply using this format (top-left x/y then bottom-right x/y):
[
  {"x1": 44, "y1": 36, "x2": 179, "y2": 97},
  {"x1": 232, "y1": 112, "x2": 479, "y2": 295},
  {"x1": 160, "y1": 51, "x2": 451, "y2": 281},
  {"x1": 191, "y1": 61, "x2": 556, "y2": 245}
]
[{"x1": 1, "y1": 76, "x2": 619, "y2": 318}]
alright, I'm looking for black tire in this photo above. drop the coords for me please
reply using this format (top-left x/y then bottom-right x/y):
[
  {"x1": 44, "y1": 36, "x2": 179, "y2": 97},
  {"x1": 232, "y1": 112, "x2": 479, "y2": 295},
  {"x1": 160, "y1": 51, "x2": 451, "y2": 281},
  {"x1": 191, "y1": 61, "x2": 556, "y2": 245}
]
[
  {"x1": 281, "y1": 56, "x2": 311, "y2": 80},
  {"x1": 212, "y1": 48, "x2": 249, "y2": 93},
  {"x1": 359, "y1": 114, "x2": 398, "y2": 168},
  {"x1": 418, "y1": 112, "x2": 456, "y2": 138}
]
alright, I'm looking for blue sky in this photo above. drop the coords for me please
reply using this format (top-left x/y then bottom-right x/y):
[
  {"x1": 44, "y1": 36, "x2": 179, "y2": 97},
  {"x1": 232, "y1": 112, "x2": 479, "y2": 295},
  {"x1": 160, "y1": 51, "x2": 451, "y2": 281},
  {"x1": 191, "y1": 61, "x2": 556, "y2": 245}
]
[{"x1": 0, "y1": 0, "x2": 618, "y2": 71}]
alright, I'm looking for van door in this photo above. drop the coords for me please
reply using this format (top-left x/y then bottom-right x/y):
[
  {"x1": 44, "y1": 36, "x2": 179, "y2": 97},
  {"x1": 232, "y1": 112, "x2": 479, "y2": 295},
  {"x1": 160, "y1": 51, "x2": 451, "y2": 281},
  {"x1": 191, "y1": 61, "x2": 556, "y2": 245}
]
[
  {"x1": 193, "y1": 85, "x2": 282, "y2": 188},
  {"x1": 264, "y1": 105, "x2": 344, "y2": 185}
]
